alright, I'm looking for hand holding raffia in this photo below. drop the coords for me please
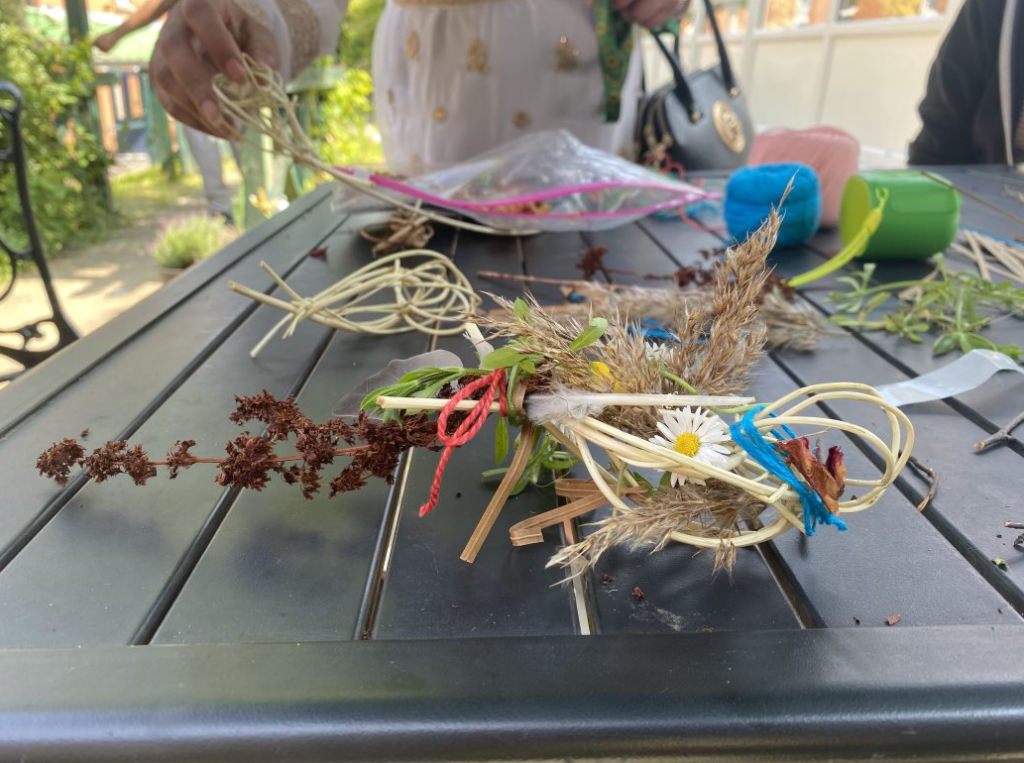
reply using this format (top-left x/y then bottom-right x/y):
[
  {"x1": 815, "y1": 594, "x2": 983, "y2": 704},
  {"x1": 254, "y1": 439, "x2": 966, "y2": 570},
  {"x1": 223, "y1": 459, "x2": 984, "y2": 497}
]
[{"x1": 210, "y1": 56, "x2": 519, "y2": 236}]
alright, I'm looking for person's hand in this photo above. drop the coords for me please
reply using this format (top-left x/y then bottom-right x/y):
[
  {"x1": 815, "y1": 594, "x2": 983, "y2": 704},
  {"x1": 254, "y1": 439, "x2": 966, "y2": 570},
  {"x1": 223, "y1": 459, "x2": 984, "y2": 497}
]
[
  {"x1": 93, "y1": 31, "x2": 120, "y2": 53},
  {"x1": 613, "y1": 0, "x2": 693, "y2": 28},
  {"x1": 150, "y1": 0, "x2": 279, "y2": 138}
]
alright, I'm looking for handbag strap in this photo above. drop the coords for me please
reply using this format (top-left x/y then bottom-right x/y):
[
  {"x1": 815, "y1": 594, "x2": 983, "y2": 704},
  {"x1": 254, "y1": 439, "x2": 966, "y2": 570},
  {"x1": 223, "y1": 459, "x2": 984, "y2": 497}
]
[
  {"x1": 651, "y1": 33, "x2": 699, "y2": 118},
  {"x1": 701, "y1": 0, "x2": 739, "y2": 94},
  {"x1": 647, "y1": 0, "x2": 741, "y2": 118}
]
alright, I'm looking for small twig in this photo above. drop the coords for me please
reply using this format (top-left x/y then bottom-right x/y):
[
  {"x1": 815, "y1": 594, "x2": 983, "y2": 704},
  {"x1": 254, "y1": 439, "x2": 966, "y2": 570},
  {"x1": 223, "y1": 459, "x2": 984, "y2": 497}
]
[
  {"x1": 604, "y1": 267, "x2": 674, "y2": 281},
  {"x1": 907, "y1": 455, "x2": 939, "y2": 511},
  {"x1": 975, "y1": 407, "x2": 1024, "y2": 452},
  {"x1": 476, "y1": 270, "x2": 632, "y2": 291}
]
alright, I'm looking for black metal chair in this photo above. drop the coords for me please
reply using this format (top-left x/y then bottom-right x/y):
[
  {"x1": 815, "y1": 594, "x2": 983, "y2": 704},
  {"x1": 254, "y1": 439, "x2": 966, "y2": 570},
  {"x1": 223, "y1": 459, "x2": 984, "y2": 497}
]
[{"x1": 0, "y1": 81, "x2": 80, "y2": 383}]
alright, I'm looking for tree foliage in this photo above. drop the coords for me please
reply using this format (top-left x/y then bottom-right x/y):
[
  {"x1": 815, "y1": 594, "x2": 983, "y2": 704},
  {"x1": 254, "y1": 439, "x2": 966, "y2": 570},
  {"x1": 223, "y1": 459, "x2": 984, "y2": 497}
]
[
  {"x1": 0, "y1": 0, "x2": 26, "y2": 29},
  {"x1": 310, "y1": 67, "x2": 383, "y2": 173},
  {"x1": 305, "y1": 0, "x2": 387, "y2": 180},
  {"x1": 338, "y1": 0, "x2": 385, "y2": 71},
  {"x1": 0, "y1": 22, "x2": 112, "y2": 254}
]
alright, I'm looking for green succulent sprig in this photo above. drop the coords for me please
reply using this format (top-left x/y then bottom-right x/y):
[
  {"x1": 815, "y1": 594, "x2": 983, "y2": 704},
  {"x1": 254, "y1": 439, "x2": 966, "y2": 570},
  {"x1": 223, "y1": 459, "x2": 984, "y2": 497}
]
[{"x1": 828, "y1": 258, "x2": 1024, "y2": 360}]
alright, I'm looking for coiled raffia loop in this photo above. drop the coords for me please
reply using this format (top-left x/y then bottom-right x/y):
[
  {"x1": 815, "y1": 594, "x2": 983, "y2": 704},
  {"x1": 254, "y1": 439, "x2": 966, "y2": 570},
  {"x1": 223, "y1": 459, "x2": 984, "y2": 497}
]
[
  {"x1": 547, "y1": 381, "x2": 914, "y2": 550},
  {"x1": 229, "y1": 249, "x2": 481, "y2": 357}
]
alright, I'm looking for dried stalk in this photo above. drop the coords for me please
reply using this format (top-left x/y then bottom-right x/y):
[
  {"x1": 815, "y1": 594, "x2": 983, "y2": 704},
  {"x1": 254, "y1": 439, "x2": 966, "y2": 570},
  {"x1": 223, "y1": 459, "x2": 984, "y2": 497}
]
[
  {"x1": 461, "y1": 423, "x2": 537, "y2": 563},
  {"x1": 376, "y1": 392, "x2": 753, "y2": 416}
]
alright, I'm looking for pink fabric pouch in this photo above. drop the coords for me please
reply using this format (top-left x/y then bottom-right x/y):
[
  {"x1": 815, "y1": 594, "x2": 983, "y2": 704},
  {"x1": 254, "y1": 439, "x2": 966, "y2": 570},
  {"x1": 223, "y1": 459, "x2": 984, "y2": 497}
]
[{"x1": 749, "y1": 127, "x2": 860, "y2": 228}]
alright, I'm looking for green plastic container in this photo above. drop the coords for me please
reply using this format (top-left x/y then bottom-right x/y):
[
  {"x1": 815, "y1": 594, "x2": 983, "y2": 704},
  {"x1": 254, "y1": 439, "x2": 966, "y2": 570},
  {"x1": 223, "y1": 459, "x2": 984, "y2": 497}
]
[{"x1": 839, "y1": 171, "x2": 961, "y2": 260}]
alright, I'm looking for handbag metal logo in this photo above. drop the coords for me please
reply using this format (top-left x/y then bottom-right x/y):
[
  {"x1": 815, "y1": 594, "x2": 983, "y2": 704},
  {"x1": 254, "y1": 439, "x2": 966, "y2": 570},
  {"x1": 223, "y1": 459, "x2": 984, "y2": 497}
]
[{"x1": 712, "y1": 100, "x2": 746, "y2": 154}]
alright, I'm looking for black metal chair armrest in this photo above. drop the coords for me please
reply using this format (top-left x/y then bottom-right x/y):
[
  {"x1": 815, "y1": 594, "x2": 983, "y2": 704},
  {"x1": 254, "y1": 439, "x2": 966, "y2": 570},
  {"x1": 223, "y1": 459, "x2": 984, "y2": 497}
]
[{"x1": 0, "y1": 81, "x2": 80, "y2": 382}]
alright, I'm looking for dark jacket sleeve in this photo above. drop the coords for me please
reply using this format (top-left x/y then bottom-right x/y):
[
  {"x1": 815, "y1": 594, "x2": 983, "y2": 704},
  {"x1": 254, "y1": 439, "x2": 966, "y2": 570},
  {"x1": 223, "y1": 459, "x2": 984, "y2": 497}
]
[{"x1": 907, "y1": 0, "x2": 1003, "y2": 165}]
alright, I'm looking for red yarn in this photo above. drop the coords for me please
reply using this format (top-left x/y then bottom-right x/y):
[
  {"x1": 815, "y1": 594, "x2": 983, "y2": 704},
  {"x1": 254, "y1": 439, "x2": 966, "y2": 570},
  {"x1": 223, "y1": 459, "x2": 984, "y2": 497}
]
[{"x1": 419, "y1": 369, "x2": 507, "y2": 516}]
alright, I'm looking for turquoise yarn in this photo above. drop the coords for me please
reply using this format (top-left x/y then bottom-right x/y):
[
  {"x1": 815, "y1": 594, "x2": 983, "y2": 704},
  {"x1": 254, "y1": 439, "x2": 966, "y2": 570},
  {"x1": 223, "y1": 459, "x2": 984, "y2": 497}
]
[
  {"x1": 729, "y1": 406, "x2": 847, "y2": 537},
  {"x1": 724, "y1": 163, "x2": 821, "y2": 249}
]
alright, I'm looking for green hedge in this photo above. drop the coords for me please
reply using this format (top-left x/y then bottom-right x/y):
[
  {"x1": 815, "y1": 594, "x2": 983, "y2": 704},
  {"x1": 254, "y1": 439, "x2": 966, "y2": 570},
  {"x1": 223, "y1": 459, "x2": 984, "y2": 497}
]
[{"x1": 0, "y1": 22, "x2": 112, "y2": 255}]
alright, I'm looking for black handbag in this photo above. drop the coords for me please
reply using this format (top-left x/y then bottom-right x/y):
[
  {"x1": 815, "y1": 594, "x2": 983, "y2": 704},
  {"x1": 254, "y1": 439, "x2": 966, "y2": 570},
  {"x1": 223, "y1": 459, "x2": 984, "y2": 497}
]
[{"x1": 636, "y1": 0, "x2": 754, "y2": 172}]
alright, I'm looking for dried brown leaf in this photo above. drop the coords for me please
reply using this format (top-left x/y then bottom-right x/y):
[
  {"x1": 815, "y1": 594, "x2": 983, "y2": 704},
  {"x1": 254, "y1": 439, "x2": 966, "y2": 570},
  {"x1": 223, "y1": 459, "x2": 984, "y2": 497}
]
[{"x1": 776, "y1": 438, "x2": 846, "y2": 515}]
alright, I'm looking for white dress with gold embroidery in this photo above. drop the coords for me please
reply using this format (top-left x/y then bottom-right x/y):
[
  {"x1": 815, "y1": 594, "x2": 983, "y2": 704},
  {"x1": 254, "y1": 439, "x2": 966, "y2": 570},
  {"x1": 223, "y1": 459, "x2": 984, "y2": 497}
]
[
  {"x1": 242, "y1": 0, "x2": 641, "y2": 168},
  {"x1": 372, "y1": 0, "x2": 641, "y2": 168}
]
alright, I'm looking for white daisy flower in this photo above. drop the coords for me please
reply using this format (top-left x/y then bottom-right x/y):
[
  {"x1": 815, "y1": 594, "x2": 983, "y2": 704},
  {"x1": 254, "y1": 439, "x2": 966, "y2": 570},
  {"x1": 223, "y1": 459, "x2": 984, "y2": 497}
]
[
  {"x1": 649, "y1": 407, "x2": 731, "y2": 487},
  {"x1": 644, "y1": 340, "x2": 673, "y2": 362}
]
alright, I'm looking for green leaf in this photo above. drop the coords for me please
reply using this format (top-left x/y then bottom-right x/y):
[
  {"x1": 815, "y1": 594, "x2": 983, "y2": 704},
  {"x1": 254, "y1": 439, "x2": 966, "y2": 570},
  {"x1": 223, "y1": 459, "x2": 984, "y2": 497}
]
[
  {"x1": 963, "y1": 333, "x2": 998, "y2": 351},
  {"x1": 865, "y1": 293, "x2": 891, "y2": 313},
  {"x1": 932, "y1": 334, "x2": 958, "y2": 356},
  {"x1": 413, "y1": 380, "x2": 448, "y2": 399},
  {"x1": 505, "y1": 363, "x2": 521, "y2": 412},
  {"x1": 360, "y1": 384, "x2": 395, "y2": 411},
  {"x1": 630, "y1": 472, "x2": 655, "y2": 493},
  {"x1": 494, "y1": 416, "x2": 510, "y2": 465},
  {"x1": 829, "y1": 315, "x2": 860, "y2": 327},
  {"x1": 397, "y1": 367, "x2": 436, "y2": 384},
  {"x1": 540, "y1": 451, "x2": 579, "y2": 470},
  {"x1": 568, "y1": 317, "x2": 609, "y2": 352},
  {"x1": 480, "y1": 347, "x2": 542, "y2": 370},
  {"x1": 509, "y1": 474, "x2": 532, "y2": 496},
  {"x1": 513, "y1": 298, "x2": 532, "y2": 324}
]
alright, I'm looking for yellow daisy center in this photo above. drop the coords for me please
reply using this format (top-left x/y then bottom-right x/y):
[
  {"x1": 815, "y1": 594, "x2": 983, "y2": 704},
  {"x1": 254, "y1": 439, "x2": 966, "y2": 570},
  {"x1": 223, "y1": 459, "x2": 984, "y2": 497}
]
[{"x1": 674, "y1": 432, "x2": 701, "y2": 457}]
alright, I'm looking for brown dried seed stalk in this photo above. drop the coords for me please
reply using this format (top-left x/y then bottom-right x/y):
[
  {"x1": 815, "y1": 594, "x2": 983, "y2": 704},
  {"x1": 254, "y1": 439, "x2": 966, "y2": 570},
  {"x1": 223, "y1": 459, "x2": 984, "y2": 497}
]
[{"x1": 37, "y1": 392, "x2": 440, "y2": 499}]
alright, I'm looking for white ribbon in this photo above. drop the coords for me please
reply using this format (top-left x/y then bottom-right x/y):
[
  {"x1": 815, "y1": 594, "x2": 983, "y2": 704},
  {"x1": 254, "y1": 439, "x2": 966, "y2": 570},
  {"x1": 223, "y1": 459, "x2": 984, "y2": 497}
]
[{"x1": 876, "y1": 349, "x2": 1024, "y2": 407}]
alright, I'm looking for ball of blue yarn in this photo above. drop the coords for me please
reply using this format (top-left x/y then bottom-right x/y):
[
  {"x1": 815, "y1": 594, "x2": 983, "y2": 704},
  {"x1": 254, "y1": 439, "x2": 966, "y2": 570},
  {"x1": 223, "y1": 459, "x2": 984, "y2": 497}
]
[{"x1": 724, "y1": 162, "x2": 822, "y2": 249}]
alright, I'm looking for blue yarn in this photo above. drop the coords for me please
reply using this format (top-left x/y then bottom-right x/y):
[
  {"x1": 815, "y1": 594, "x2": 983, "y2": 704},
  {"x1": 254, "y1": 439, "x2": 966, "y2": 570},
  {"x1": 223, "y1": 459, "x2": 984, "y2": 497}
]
[
  {"x1": 628, "y1": 318, "x2": 680, "y2": 344},
  {"x1": 729, "y1": 407, "x2": 847, "y2": 537},
  {"x1": 767, "y1": 412, "x2": 798, "y2": 442},
  {"x1": 724, "y1": 163, "x2": 821, "y2": 249}
]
